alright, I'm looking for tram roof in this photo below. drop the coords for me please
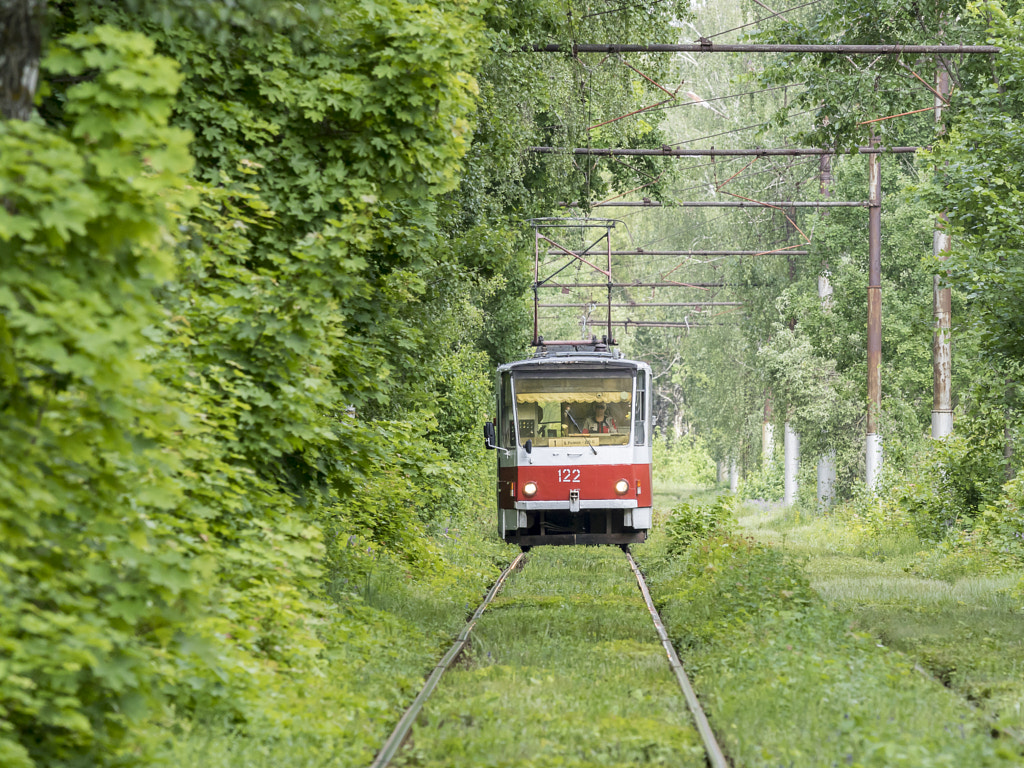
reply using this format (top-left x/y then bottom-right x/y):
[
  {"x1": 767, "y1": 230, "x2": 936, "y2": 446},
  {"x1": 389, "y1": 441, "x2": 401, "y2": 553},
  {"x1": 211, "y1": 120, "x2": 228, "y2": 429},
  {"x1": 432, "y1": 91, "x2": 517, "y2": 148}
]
[{"x1": 498, "y1": 346, "x2": 648, "y2": 374}]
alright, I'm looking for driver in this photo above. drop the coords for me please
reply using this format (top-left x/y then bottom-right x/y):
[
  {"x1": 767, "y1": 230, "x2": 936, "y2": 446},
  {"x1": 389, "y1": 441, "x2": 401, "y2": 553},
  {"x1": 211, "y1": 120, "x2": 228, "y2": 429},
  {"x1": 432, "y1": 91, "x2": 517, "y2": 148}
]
[{"x1": 583, "y1": 402, "x2": 616, "y2": 434}]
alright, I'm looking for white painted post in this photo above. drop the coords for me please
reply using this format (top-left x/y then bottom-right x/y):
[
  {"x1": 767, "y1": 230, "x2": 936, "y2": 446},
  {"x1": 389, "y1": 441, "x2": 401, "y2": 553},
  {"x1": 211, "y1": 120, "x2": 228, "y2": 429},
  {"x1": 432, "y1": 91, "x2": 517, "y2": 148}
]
[
  {"x1": 784, "y1": 423, "x2": 799, "y2": 505},
  {"x1": 817, "y1": 453, "x2": 836, "y2": 507},
  {"x1": 762, "y1": 422, "x2": 775, "y2": 463},
  {"x1": 866, "y1": 433, "x2": 883, "y2": 490}
]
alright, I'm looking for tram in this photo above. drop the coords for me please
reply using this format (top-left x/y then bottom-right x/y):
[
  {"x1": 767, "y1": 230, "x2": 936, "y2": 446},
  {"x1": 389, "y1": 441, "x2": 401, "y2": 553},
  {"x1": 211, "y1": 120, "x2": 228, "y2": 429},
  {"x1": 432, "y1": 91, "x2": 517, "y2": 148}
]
[{"x1": 484, "y1": 338, "x2": 653, "y2": 548}]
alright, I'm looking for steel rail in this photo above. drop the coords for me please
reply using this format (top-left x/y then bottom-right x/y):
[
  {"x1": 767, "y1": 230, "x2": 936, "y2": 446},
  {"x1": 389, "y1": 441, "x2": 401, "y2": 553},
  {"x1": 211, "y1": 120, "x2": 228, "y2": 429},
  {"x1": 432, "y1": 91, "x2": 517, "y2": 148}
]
[
  {"x1": 561, "y1": 200, "x2": 869, "y2": 207},
  {"x1": 530, "y1": 146, "x2": 921, "y2": 156},
  {"x1": 625, "y1": 549, "x2": 730, "y2": 768},
  {"x1": 545, "y1": 249, "x2": 809, "y2": 256},
  {"x1": 539, "y1": 302, "x2": 744, "y2": 308},
  {"x1": 528, "y1": 43, "x2": 1000, "y2": 54},
  {"x1": 368, "y1": 552, "x2": 526, "y2": 768},
  {"x1": 543, "y1": 281, "x2": 730, "y2": 288}
]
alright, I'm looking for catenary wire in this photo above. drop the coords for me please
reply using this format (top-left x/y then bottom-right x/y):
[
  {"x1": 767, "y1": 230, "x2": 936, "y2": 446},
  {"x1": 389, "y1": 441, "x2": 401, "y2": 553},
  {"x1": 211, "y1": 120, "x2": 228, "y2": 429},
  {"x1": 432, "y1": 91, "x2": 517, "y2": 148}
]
[{"x1": 703, "y1": 0, "x2": 826, "y2": 40}]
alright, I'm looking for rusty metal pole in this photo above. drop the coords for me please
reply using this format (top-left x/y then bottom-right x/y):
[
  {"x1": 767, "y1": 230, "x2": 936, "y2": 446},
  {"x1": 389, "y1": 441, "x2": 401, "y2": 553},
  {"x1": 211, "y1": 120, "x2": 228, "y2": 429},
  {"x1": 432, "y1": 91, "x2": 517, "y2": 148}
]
[
  {"x1": 817, "y1": 154, "x2": 837, "y2": 506},
  {"x1": 533, "y1": 229, "x2": 541, "y2": 344},
  {"x1": 606, "y1": 226, "x2": 613, "y2": 343},
  {"x1": 932, "y1": 65, "x2": 953, "y2": 438},
  {"x1": 866, "y1": 138, "x2": 883, "y2": 489}
]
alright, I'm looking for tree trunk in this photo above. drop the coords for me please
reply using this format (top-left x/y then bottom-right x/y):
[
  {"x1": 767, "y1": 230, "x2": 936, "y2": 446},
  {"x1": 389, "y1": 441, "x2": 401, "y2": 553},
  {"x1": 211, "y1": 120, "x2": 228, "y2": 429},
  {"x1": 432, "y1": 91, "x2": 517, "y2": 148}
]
[{"x1": 1, "y1": 0, "x2": 45, "y2": 121}]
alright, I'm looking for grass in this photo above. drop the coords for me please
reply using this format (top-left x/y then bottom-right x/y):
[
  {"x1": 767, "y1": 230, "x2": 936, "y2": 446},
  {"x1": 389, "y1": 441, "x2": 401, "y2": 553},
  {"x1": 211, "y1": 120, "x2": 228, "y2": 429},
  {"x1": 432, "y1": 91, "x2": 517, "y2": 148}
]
[
  {"x1": 633, "y1": 493, "x2": 1024, "y2": 766},
  {"x1": 393, "y1": 547, "x2": 705, "y2": 767},
  {"x1": 738, "y1": 503, "x2": 1024, "y2": 735},
  {"x1": 152, "y1": 517, "x2": 514, "y2": 768}
]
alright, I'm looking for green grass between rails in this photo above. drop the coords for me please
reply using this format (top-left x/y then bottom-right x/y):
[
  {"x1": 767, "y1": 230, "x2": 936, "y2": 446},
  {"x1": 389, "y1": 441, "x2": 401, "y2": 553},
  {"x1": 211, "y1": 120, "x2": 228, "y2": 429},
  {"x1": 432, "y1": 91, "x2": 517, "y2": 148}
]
[
  {"x1": 633, "y1": 495, "x2": 1024, "y2": 767},
  {"x1": 393, "y1": 547, "x2": 705, "y2": 768}
]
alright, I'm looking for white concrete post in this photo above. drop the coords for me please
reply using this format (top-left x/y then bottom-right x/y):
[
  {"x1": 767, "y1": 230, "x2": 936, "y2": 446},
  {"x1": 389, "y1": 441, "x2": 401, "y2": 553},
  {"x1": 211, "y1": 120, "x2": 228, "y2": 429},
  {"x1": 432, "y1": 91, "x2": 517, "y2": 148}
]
[
  {"x1": 817, "y1": 452, "x2": 836, "y2": 507},
  {"x1": 762, "y1": 422, "x2": 775, "y2": 463},
  {"x1": 784, "y1": 422, "x2": 800, "y2": 505},
  {"x1": 866, "y1": 434, "x2": 883, "y2": 490}
]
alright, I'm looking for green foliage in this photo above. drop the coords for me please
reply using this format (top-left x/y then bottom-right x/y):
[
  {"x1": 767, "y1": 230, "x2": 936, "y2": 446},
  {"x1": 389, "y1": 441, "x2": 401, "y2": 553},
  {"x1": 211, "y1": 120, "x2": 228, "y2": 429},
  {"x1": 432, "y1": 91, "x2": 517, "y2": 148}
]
[
  {"x1": 663, "y1": 496, "x2": 737, "y2": 554},
  {"x1": 740, "y1": 457, "x2": 785, "y2": 502},
  {"x1": 652, "y1": 431, "x2": 717, "y2": 487},
  {"x1": 0, "y1": 27, "x2": 216, "y2": 767},
  {"x1": 925, "y1": 2, "x2": 1024, "y2": 363},
  {"x1": 894, "y1": 434, "x2": 1006, "y2": 541},
  {"x1": 973, "y1": 473, "x2": 1024, "y2": 566}
]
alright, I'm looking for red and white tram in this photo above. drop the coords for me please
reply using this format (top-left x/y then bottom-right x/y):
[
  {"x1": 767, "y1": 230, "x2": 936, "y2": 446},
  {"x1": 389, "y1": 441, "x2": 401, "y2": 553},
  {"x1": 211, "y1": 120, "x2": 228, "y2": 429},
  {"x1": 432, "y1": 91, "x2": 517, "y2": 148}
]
[{"x1": 485, "y1": 340, "x2": 653, "y2": 548}]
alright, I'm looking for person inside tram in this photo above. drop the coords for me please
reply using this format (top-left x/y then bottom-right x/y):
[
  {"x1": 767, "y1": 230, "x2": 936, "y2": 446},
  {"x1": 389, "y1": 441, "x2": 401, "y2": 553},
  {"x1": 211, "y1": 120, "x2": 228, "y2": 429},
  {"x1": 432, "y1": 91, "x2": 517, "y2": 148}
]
[{"x1": 583, "y1": 401, "x2": 617, "y2": 434}]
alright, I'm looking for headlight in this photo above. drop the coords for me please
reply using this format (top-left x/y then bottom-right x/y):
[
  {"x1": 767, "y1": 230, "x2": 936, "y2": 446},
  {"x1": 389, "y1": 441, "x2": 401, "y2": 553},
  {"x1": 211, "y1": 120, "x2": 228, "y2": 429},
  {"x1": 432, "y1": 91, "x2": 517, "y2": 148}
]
[
  {"x1": 615, "y1": 479, "x2": 629, "y2": 495},
  {"x1": 523, "y1": 481, "x2": 539, "y2": 497}
]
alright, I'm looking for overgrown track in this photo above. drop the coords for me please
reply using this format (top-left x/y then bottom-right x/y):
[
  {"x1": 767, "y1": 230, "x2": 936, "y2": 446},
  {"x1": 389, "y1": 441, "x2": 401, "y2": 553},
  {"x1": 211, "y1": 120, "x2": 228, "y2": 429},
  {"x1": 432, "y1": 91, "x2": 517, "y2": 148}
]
[
  {"x1": 370, "y1": 547, "x2": 728, "y2": 768},
  {"x1": 368, "y1": 552, "x2": 525, "y2": 768},
  {"x1": 625, "y1": 546, "x2": 729, "y2": 768}
]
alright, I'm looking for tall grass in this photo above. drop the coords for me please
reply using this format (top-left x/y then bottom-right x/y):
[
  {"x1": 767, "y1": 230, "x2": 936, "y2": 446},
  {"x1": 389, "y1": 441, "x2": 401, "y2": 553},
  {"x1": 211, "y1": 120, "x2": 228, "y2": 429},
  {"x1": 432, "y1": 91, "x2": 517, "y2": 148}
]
[
  {"x1": 734, "y1": 499, "x2": 1024, "y2": 737},
  {"x1": 635, "y1": 496, "x2": 1024, "y2": 766}
]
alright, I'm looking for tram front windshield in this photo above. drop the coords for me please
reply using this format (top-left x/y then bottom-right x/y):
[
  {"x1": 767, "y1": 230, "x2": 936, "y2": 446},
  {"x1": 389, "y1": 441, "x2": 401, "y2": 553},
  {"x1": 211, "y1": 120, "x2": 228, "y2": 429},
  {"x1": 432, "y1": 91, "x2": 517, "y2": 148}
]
[{"x1": 514, "y1": 374, "x2": 633, "y2": 447}]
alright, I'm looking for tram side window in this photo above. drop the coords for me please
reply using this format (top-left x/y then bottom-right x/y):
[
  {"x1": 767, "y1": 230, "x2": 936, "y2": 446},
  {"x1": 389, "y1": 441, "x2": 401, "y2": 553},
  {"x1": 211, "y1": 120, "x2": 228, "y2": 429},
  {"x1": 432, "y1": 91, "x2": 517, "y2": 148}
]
[
  {"x1": 499, "y1": 373, "x2": 514, "y2": 448},
  {"x1": 634, "y1": 370, "x2": 647, "y2": 445}
]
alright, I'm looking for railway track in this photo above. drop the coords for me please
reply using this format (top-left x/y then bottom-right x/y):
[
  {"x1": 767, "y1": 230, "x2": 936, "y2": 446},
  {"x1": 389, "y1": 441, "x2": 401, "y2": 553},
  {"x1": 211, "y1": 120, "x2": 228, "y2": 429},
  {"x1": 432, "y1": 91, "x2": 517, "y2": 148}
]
[{"x1": 369, "y1": 547, "x2": 728, "y2": 768}]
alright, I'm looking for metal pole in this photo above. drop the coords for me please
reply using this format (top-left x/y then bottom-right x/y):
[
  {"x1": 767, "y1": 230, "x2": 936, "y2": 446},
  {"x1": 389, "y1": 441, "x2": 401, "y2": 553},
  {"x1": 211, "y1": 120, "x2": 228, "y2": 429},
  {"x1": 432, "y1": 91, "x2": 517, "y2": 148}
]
[
  {"x1": 866, "y1": 138, "x2": 883, "y2": 489},
  {"x1": 817, "y1": 154, "x2": 837, "y2": 507},
  {"x1": 530, "y1": 146, "x2": 921, "y2": 157},
  {"x1": 533, "y1": 230, "x2": 540, "y2": 345},
  {"x1": 932, "y1": 65, "x2": 953, "y2": 439},
  {"x1": 606, "y1": 226, "x2": 613, "y2": 343},
  {"x1": 527, "y1": 43, "x2": 999, "y2": 55}
]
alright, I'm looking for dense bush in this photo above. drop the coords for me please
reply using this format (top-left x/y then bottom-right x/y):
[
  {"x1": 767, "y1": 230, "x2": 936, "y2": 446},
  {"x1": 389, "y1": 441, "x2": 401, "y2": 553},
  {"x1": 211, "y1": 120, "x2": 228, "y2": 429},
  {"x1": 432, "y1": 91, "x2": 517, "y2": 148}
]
[
  {"x1": 893, "y1": 434, "x2": 1006, "y2": 542},
  {"x1": 652, "y1": 432, "x2": 717, "y2": 487},
  {"x1": 739, "y1": 457, "x2": 785, "y2": 502},
  {"x1": 663, "y1": 496, "x2": 737, "y2": 554}
]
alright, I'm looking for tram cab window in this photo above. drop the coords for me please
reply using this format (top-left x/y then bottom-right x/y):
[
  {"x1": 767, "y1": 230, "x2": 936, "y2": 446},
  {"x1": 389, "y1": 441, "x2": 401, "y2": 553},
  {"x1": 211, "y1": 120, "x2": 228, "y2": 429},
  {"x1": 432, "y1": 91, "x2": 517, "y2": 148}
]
[
  {"x1": 634, "y1": 370, "x2": 648, "y2": 445},
  {"x1": 499, "y1": 372, "x2": 514, "y2": 448},
  {"x1": 513, "y1": 373, "x2": 632, "y2": 448}
]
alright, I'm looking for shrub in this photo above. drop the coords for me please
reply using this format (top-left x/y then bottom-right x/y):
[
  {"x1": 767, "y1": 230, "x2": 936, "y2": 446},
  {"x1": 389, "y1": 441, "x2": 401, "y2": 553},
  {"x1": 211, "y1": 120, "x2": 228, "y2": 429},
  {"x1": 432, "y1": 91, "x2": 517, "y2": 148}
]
[
  {"x1": 973, "y1": 473, "x2": 1024, "y2": 567},
  {"x1": 653, "y1": 432, "x2": 717, "y2": 487},
  {"x1": 664, "y1": 495, "x2": 736, "y2": 553},
  {"x1": 739, "y1": 458, "x2": 784, "y2": 502},
  {"x1": 894, "y1": 434, "x2": 1005, "y2": 541}
]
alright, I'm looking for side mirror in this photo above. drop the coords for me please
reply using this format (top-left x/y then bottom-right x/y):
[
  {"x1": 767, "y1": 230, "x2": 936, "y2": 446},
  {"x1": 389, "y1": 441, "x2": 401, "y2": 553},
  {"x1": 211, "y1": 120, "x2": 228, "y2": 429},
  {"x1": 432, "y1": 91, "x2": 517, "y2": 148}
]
[
  {"x1": 524, "y1": 439, "x2": 532, "y2": 454},
  {"x1": 483, "y1": 421, "x2": 496, "y2": 450}
]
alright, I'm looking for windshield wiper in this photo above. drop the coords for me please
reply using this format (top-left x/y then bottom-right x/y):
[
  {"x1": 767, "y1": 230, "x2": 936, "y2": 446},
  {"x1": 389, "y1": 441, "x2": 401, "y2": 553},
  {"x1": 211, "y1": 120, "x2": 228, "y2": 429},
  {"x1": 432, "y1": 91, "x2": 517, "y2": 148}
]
[{"x1": 564, "y1": 407, "x2": 597, "y2": 455}]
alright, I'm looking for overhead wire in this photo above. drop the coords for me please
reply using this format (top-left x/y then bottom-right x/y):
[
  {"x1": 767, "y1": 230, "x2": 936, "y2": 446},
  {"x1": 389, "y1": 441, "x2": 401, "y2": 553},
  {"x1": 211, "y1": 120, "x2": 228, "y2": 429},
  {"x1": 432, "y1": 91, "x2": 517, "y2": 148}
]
[
  {"x1": 702, "y1": 0, "x2": 826, "y2": 41},
  {"x1": 666, "y1": 108, "x2": 818, "y2": 147},
  {"x1": 581, "y1": 0, "x2": 676, "y2": 19}
]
